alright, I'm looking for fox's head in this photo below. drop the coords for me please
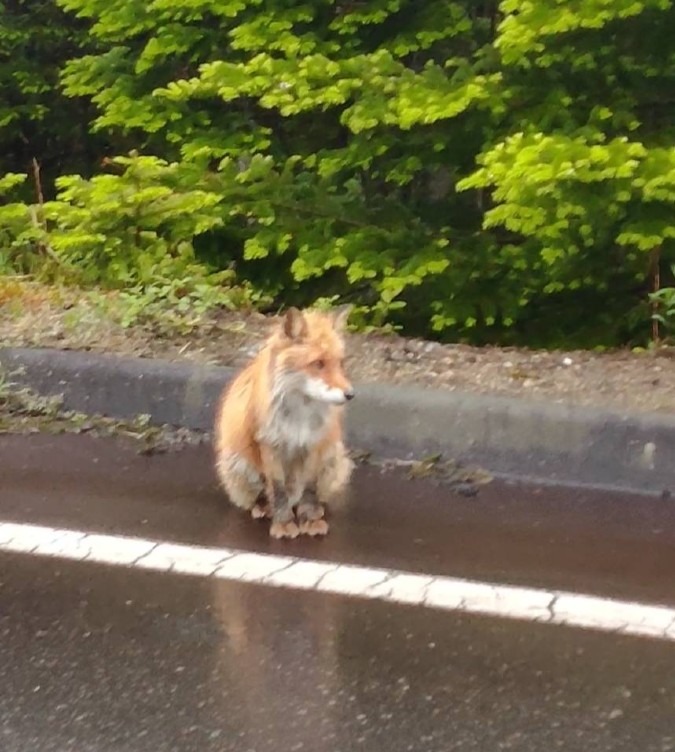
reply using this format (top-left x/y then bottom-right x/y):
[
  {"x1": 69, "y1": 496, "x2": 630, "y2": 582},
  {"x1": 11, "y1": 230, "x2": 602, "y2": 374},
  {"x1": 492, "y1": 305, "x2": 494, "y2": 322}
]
[{"x1": 272, "y1": 306, "x2": 355, "y2": 406}]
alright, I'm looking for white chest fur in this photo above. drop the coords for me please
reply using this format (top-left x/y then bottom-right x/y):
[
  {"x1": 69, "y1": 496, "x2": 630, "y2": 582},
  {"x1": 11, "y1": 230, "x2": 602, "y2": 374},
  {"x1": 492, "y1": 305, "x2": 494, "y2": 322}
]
[{"x1": 258, "y1": 390, "x2": 331, "y2": 458}]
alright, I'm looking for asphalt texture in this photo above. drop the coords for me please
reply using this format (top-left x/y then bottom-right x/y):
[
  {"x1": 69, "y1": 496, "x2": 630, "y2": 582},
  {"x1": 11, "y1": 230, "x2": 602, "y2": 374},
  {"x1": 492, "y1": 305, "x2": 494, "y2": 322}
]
[
  {"x1": 2, "y1": 433, "x2": 675, "y2": 604},
  {"x1": 1, "y1": 433, "x2": 675, "y2": 751}
]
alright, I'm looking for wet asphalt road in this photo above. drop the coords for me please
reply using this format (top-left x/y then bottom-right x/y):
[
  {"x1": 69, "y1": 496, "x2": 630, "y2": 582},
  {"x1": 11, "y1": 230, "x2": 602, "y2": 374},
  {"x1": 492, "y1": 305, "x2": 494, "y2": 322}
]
[
  {"x1": 1, "y1": 433, "x2": 675, "y2": 751},
  {"x1": 2, "y1": 549, "x2": 675, "y2": 752},
  {"x1": 3, "y1": 433, "x2": 675, "y2": 604}
]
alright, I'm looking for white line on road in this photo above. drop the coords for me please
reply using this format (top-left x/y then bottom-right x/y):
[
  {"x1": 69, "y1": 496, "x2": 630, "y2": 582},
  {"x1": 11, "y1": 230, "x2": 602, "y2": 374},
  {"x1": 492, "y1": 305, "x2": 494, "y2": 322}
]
[{"x1": 1, "y1": 520, "x2": 674, "y2": 642}]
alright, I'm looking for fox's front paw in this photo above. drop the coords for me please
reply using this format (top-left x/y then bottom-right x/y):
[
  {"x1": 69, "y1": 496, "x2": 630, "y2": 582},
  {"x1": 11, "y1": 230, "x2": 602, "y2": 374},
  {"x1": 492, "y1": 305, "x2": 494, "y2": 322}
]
[
  {"x1": 297, "y1": 497, "x2": 328, "y2": 536},
  {"x1": 298, "y1": 518, "x2": 329, "y2": 537},
  {"x1": 269, "y1": 520, "x2": 300, "y2": 539}
]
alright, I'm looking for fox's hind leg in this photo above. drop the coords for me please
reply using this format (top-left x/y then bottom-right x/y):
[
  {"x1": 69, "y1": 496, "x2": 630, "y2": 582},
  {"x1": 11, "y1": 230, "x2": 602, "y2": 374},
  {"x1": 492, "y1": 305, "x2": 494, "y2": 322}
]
[
  {"x1": 299, "y1": 442, "x2": 353, "y2": 537},
  {"x1": 250, "y1": 500, "x2": 273, "y2": 520},
  {"x1": 215, "y1": 451, "x2": 267, "y2": 517}
]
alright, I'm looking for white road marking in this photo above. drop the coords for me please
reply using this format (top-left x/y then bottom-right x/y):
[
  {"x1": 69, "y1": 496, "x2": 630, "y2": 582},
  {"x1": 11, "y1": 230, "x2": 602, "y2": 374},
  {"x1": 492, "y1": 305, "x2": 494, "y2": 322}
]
[{"x1": 1, "y1": 520, "x2": 674, "y2": 642}]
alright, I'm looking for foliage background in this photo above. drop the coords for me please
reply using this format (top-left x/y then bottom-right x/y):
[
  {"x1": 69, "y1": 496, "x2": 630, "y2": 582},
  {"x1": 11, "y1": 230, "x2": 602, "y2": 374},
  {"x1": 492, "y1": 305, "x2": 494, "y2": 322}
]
[{"x1": 1, "y1": 0, "x2": 673, "y2": 346}]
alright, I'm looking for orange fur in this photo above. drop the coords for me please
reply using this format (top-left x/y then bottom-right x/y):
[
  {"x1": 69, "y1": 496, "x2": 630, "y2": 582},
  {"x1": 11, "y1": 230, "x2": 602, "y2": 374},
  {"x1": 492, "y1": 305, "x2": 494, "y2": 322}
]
[{"x1": 214, "y1": 306, "x2": 355, "y2": 538}]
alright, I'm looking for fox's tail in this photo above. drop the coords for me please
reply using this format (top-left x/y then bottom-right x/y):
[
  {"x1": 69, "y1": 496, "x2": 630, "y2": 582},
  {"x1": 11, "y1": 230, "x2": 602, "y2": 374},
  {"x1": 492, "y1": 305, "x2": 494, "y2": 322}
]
[{"x1": 315, "y1": 442, "x2": 354, "y2": 507}]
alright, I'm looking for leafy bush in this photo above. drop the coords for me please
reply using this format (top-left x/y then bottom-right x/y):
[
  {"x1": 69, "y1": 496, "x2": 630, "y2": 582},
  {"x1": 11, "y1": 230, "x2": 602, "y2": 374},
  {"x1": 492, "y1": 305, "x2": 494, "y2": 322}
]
[
  {"x1": 457, "y1": 0, "x2": 675, "y2": 344},
  {"x1": 0, "y1": 0, "x2": 107, "y2": 192},
  {"x1": 42, "y1": 154, "x2": 225, "y2": 285},
  {"x1": 0, "y1": 174, "x2": 43, "y2": 274},
  {"x1": 1, "y1": 0, "x2": 673, "y2": 346},
  {"x1": 650, "y1": 266, "x2": 675, "y2": 340},
  {"x1": 0, "y1": 155, "x2": 260, "y2": 329}
]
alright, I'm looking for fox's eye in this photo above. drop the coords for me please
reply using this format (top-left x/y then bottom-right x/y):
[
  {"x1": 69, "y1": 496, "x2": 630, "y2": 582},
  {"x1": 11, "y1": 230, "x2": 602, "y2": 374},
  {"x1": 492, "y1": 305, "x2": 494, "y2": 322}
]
[{"x1": 314, "y1": 359, "x2": 325, "y2": 370}]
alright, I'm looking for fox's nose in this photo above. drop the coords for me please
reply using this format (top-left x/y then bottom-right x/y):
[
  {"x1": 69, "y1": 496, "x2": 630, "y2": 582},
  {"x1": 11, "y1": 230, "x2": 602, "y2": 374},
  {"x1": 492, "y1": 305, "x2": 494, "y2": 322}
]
[{"x1": 344, "y1": 388, "x2": 355, "y2": 401}]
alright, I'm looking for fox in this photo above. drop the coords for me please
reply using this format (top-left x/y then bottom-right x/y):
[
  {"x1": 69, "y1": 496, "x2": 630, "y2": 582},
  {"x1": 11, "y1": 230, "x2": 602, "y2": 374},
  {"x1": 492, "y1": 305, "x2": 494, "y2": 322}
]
[{"x1": 213, "y1": 305, "x2": 355, "y2": 539}]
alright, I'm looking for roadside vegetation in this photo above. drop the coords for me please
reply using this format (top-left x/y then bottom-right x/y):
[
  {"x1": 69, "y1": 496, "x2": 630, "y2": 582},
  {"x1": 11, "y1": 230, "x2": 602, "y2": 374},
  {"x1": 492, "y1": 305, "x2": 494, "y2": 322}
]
[{"x1": 0, "y1": 0, "x2": 674, "y2": 348}]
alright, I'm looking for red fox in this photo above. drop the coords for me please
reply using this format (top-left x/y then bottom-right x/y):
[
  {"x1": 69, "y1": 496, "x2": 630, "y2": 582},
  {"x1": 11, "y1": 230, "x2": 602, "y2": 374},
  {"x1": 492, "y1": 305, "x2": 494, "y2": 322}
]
[{"x1": 214, "y1": 306, "x2": 355, "y2": 539}]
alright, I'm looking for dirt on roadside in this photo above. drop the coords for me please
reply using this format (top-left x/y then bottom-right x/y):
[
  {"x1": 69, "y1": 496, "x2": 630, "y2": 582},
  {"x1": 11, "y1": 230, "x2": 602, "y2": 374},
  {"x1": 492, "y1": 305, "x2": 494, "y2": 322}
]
[{"x1": 2, "y1": 282, "x2": 674, "y2": 416}]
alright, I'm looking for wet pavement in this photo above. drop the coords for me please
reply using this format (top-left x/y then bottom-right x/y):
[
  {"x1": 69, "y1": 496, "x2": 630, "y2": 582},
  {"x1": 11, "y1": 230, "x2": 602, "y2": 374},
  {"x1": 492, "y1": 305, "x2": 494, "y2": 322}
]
[
  {"x1": 1, "y1": 433, "x2": 675, "y2": 751},
  {"x1": 3, "y1": 433, "x2": 675, "y2": 604},
  {"x1": 2, "y1": 551, "x2": 675, "y2": 752}
]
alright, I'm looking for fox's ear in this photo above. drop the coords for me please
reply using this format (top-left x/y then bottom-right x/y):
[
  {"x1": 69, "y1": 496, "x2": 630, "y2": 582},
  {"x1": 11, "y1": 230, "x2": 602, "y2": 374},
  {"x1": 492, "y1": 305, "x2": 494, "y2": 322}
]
[
  {"x1": 331, "y1": 304, "x2": 353, "y2": 332},
  {"x1": 283, "y1": 307, "x2": 307, "y2": 340}
]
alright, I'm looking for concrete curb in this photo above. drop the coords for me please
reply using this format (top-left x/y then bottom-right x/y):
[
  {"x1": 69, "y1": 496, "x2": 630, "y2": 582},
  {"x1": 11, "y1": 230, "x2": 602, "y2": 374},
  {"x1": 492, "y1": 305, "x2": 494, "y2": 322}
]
[{"x1": 1, "y1": 347, "x2": 673, "y2": 495}]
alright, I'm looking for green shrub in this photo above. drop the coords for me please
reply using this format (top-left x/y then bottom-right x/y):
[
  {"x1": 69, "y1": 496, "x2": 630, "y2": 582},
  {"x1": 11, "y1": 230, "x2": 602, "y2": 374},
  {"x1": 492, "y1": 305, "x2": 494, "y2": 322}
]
[
  {"x1": 650, "y1": 266, "x2": 675, "y2": 340},
  {"x1": 1, "y1": 0, "x2": 673, "y2": 346}
]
